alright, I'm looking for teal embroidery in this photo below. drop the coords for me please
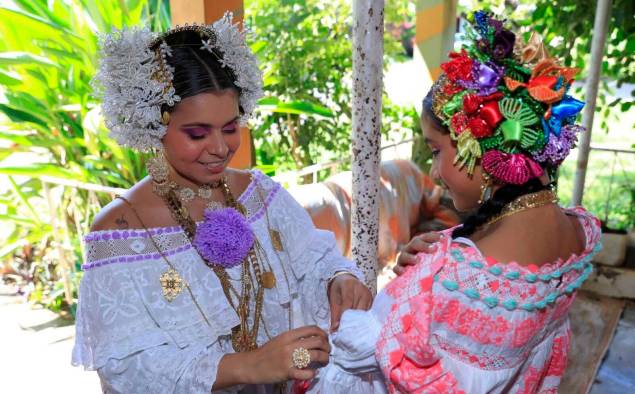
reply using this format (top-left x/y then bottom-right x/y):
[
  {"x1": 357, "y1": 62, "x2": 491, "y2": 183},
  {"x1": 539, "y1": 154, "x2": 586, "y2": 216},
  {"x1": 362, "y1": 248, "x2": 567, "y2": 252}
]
[
  {"x1": 502, "y1": 299, "x2": 518, "y2": 311},
  {"x1": 483, "y1": 296, "x2": 499, "y2": 308},
  {"x1": 550, "y1": 270, "x2": 562, "y2": 279},
  {"x1": 545, "y1": 292, "x2": 558, "y2": 304},
  {"x1": 463, "y1": 288, "x2": 481, "y2": 299},
  {"x1": 470, "y1": 261, "x2": 484, "y2": 269},
  {"x1": 488, "y1": 266, "x2": 503, "y2": 276},
  {"x1": 505, "y1": 271, "x2": 521, "y2": 280},
  {"x1": 442, "y1": 280, "x2": 459, "y2": 291},
  {"x1": 539, "y1": 274, "x2": 552, "y2": 282},
  {"x1": 451, "y1": 249, "x2": 466, "y2": 262},
  {"x1": 521, "y1": 303, "x2": 535, "y2": 311},
  {"x1": 438, "y1": 244, "x2": 596, "y2": 312},
  {"x1": 524, "y1": 273, "x2": 538, "y2": 283}
]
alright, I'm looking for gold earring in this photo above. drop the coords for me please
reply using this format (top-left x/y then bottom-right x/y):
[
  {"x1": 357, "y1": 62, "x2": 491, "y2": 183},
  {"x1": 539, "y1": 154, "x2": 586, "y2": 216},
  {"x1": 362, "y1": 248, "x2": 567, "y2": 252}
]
[
  {"x1": 147, "y1": 149, "x2": 172, "y2": 196},
  {"x1": 161, "y1": 111, "x2": 170, "y2": 125},
  {"x1": 478, "y1": 172, "x2": 493, "y2": 204}
]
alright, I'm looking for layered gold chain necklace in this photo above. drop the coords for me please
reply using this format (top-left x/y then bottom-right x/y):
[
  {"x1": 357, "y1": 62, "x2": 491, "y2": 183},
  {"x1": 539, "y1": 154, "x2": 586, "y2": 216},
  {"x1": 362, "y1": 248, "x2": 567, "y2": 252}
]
[{"x1": 157, "y1": 175, "x2": 268, "y2": 352}]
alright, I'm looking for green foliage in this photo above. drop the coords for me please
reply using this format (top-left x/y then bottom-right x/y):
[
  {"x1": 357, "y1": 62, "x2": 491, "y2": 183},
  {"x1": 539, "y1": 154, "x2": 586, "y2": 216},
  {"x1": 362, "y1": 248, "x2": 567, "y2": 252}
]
[
  {"x1": 0, "y1": 0, "x2": 170, "y2": 314},
  {"x1": 245, "y1": 0, "x2": 417, "y2": 173}
]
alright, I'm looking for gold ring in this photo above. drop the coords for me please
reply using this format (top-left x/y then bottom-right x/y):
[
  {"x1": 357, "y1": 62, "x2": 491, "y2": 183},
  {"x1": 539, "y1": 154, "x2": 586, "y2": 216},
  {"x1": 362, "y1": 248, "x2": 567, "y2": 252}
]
[{"x1": 291, "y1": 347, "x2": 311, "y2": 369}]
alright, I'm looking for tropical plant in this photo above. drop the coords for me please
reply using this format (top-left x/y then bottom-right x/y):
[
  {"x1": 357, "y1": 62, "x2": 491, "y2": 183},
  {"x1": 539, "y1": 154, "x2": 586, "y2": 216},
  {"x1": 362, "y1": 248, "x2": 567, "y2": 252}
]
[
  {"x1": 0, "y1": 0, "x2": 171, "y2": 315},
  {"x1": 245, "y1": 0, "x2": 419, "y2": 174}
]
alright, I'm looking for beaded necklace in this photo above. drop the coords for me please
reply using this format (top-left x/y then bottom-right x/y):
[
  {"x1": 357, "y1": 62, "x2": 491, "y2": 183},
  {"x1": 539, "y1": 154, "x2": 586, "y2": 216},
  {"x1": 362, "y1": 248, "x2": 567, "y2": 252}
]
[{"x1": 159, "y1": 176, "x2": 267, "y2": 352}]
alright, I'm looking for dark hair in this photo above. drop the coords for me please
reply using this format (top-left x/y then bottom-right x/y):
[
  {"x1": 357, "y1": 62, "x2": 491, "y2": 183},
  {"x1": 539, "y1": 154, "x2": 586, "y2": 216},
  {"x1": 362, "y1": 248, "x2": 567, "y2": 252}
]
[
  {"x1": 152, "y1": 30, "x2": 240, "y2": 112},
  {"x1": 421, "y1": 88, "x2": 550, "y2": 238}
]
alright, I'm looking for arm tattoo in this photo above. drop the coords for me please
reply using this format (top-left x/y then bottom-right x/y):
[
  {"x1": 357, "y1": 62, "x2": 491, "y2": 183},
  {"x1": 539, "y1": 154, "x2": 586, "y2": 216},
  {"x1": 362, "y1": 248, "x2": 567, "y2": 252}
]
[{"x1": 115, "y1": 214, "x2": 129, "y2": 229}]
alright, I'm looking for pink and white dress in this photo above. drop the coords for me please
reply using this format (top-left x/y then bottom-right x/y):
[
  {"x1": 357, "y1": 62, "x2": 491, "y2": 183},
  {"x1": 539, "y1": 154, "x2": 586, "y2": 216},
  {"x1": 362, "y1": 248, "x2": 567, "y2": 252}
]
[{"x1": 309, "y1": 207, "x2": 601, "y2": 393}]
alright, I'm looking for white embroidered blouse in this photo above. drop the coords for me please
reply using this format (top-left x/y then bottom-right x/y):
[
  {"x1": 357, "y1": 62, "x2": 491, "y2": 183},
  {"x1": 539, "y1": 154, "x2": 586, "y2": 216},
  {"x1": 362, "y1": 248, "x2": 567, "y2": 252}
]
[{"x1": 72, "y1": 170, "x2": 361, "y2": 393}]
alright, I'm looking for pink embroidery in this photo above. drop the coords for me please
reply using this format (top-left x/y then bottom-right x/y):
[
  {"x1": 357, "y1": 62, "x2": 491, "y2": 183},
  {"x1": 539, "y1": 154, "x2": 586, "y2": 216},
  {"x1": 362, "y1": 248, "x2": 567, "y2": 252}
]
[
  {"x1": 519, "y1": 366, "x2": 542, "y2": 394},
  {"x1": 434, "y1": 334, "x2": 515, "y2": 370},
  {"x1": 432, "y1": 296, "x2": 510, "y2": 346},
  {"x1": 376, "y1": 239, "x2": 462, "y2": 393},
  {"x1": 544, "y1": 332, "x2": 571, "y2": 378}
]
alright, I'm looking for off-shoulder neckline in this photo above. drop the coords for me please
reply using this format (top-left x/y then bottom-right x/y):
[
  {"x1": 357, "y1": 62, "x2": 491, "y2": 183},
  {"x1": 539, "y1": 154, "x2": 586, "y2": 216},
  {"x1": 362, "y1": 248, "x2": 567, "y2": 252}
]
[
  {"x1": 85, "y1": 169, "x2": 266, "y2": 238},
  {"x1": 449, "y1": 207, "x2": 600, "y2": 275}
]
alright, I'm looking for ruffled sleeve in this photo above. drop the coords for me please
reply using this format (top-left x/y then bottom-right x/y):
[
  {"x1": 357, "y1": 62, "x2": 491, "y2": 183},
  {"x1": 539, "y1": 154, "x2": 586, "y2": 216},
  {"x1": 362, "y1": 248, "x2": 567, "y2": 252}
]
[
  {"x1": 264, "y1": 178, "x2": 363, "y2": 327},
  {"x1": 308, "y1": 292, "x2": 394, "y2": 393},
  {"x1": 375, "y1": 237, "x2": 465, "y2": 394},
  {"x1": 72, "y1": 235, "x2": 236, "y2": 394}
]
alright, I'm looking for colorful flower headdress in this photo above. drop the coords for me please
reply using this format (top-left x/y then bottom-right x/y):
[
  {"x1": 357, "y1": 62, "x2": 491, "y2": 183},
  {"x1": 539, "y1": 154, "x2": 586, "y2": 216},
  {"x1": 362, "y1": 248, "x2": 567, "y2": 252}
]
[
  {"x1": 93, "y1": 13, "x2": 263, "y2": 152},
  {"x1": 432, "y1": 10, "x2": 585, "y2": 185}
]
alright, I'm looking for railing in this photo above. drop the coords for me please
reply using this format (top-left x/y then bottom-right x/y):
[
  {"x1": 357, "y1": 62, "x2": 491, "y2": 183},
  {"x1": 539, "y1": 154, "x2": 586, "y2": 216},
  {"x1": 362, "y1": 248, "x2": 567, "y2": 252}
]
[
  {"x1": 561, "y1": 144, "x2": 635, "y2": 230},
  {"x1": 587, "y1": 145, "x2": 635, "y2": 227},
  {"x1": 273, "y1": 136, "x2": 420, "y2": 185}
]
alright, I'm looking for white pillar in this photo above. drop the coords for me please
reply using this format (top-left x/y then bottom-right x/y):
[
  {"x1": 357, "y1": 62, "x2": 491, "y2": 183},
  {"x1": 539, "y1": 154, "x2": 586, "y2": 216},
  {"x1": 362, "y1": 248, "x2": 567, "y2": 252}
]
[
  {"x1": 351, "y1": 0, "x2": 384, "y2": 292},
  {"x1": 572, "y1": 0, "x2": 612, "y2": 206}
]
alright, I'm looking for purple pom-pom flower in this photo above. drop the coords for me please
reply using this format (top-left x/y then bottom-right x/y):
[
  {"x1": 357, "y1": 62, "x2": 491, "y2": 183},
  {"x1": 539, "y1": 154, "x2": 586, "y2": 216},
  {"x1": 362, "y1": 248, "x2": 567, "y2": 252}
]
[
  {"x1": 533, "y1": 124, "x2": 582, "y2": 166},
  {"x1": 194, "y1": 207, "x2": 254, "y2": 268}
]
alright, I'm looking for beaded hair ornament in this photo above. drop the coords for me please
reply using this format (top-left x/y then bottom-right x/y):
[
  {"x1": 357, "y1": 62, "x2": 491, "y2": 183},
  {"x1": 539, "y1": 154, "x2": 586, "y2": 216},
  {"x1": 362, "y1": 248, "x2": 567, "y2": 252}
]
[
  {"x1": 93, "y1": 13, "x2": 263, "y2": 151},
  {"x1": 432, "y1": 10, "x2": 585, "y2": 185}
]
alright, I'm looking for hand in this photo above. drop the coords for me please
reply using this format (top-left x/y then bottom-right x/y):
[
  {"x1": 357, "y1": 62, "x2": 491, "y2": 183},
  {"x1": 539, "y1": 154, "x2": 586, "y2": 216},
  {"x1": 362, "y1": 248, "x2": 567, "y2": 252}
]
[
  {"x1": 394, "y1": 232, "x2": 442, "y2": 276},
  {"x1": 328, "y1": 273, "x2": 373, "y2": 331},
  {"x1": 243, "y1": 326, "x2": 330, "y2": 383}
]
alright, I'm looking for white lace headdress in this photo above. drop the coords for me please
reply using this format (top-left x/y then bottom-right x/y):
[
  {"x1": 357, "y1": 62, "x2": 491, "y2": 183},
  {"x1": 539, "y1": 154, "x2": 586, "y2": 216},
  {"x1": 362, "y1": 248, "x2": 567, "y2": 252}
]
[{"x1": 93, "y1": 13, "x2": 263, "y2": 151}]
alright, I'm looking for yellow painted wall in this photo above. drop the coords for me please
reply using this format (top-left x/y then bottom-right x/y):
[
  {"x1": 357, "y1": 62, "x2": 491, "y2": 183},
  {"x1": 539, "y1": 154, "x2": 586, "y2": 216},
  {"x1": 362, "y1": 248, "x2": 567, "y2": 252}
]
[{"x1": 413, "y1": 0, "x2": 458, "y2": 105}]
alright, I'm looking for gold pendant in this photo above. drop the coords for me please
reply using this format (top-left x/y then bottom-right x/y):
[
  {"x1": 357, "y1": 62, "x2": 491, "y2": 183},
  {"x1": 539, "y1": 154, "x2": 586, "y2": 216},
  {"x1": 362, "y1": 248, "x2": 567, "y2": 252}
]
[
  {"x1": 159, "y1": 267, "x2": 185, "y2": 302},
  {"x1": 262, "y1": 271, "x2": 276, "y2": 289},
  {"x1": 270, "y1": 229, "x2": 283, "y2": 251}
]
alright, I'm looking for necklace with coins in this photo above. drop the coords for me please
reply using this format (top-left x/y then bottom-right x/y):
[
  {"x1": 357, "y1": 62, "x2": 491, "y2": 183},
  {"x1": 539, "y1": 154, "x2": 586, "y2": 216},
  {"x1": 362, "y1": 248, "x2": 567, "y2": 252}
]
[{"x1": 151, "y1": 171, "x2": 276, "y2": 352}]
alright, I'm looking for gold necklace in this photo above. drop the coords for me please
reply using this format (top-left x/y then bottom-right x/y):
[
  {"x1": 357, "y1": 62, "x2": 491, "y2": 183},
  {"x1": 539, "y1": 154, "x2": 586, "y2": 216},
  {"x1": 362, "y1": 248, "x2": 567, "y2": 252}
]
[
  {"x1": 157, "y1": 176, "x2": 266, "y2": 352},
  {"x1": 146, "y1": 152, "x2": 224, "y2": 208},
  {"x1": 484, "y1": 189, "x2": 559, "y2": 227},
  {"x1": 155, "y1": 179, "x2": 224, "y2": 209}
]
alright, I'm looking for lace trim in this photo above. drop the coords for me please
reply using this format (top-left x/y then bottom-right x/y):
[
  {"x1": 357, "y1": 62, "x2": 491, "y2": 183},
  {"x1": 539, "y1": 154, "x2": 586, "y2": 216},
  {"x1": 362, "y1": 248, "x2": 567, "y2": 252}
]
[
  {"x1": 433, "y1": 334, "x2": 520, "y2": 371},
  {"x1": 81, "y1": 244, "x2": 193, "y2": 270},
  {"x1": 453, "y1": 206, "x2": 601, "y2": 275},
  {"x1": 84, "y1": 226, "x2": 183, "y2": 243},
  {"x1": 82, "y1": 170, "x2": 284, "y2": 271}
]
